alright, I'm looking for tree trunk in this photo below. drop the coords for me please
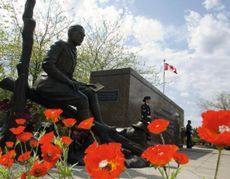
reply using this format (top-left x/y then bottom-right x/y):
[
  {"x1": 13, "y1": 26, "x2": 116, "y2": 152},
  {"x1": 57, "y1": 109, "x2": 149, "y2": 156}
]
[
  {"x1": 0, "y1": 0, "x2": 36, "y2": 146},
  {"x1": 12, "y1": 0, "x2": 36, "y2": 114}
]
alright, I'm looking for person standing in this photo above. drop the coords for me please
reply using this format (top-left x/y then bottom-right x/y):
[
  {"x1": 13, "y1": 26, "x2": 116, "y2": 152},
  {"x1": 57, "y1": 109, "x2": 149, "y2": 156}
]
[
  {"x1": 173, "y1": 113, "x2": 180, "y2": 146},
  {"x1": 186, "y1": 120, "x2": 193, "y2": 148},
  {"x1": 141, "y1": 96, "x2": 151, "y2": 124}
]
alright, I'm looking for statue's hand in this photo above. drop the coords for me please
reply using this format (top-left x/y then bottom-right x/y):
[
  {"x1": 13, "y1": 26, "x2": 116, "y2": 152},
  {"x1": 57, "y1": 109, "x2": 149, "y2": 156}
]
[{"x1": 86, "y1": 84, "x2": 97, "y2": 89}]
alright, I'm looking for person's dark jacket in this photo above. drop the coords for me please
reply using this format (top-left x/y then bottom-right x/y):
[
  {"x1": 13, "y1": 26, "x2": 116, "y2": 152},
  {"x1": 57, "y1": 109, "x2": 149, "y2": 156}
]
[{"x1": 141, "y1": 103, "x2": 151, "y2": 122}]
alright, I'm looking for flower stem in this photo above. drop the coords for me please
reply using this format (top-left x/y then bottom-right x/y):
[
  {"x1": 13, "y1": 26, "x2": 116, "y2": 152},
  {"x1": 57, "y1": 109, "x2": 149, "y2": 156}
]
[
  {"x1": 158, "y1": 167, "x2": 165, "y2": 178},
  {"x1": 163, "y1": 166, "x2": 169, "y2": 179},
  {"x1": 160, "y1": 133, "x2": 165, "y2": 144},
  {"x1": 214, "y1": 149, "x2": 222, "y2": 179},
  {"x1": 90, "y1": 130, "x2": 98, "y2": 144},
  {"x1": 54, "y1": 122, "x2": 60, "y2": 137},
  {"x1": 47, "y1": 173, "x2": 56, "y2": 179},
  {"x1": 19, "y1": 142, "x2": 24, "y2": 153}
]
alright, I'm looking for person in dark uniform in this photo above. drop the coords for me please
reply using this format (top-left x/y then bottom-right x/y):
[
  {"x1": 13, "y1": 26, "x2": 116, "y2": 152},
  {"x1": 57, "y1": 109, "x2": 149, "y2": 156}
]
[
  {"x1": 186, "y1": 120, "x2": 193, "y2": 148},
  {"x1": 141, "y1": 96, "x2": 151, "y2": 124},
  {"x1": 34, "y1": 25, "x2": 103, "y2": 123},
  {"x1": 173, "y1": 112, "x2": 180, "y2": 146}
]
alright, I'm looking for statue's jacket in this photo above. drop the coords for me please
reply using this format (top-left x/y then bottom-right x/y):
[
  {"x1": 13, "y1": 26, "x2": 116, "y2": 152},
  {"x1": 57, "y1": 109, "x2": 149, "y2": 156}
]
[{"x1": 34, "y1": 40, "x2": 77, "y2": 99}]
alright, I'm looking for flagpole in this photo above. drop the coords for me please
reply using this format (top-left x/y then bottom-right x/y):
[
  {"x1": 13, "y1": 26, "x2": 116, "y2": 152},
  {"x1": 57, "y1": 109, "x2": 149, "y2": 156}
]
[{"x1": 163, "y1": 59, "x2": 166, "y2": 94}]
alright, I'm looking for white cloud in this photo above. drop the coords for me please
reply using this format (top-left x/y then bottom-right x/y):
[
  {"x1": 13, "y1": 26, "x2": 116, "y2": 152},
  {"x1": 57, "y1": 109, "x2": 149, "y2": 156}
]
[
  {"x1": 132, "y1": 16, "x2": 165, "y2": 44},
  {"x1": 175, "y1": 54, "x2": 230, "y2": 99},
  {"x1": 98, "y1": 0, "x2": 109, "y2": 3},
  {"x1": 174, "y1": 10, "x2": 230, "y2": 101},
  {"x1": 186, "y1": 11, "x2": 230, "y2": 55},
  {"x1": 202, "y1": 0, "x2": 224, "y2": 10},
  {"x1": 180, "y1": 92, "x2": 189, "y2": 97}
]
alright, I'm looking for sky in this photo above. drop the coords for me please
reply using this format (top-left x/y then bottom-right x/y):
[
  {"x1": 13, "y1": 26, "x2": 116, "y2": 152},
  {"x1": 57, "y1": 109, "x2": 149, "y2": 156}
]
[
  {"x1": 3, "y1": 0, "x2": 230, "y2": 127},
  {"x1": 63, "y1": 0, "x2": 230, "y2": 127}
]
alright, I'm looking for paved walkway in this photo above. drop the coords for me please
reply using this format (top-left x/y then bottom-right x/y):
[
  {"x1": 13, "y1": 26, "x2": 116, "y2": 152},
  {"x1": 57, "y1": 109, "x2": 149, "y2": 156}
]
[{"x1": 47, "y1": 146, "x2": 230, "y2": 179}]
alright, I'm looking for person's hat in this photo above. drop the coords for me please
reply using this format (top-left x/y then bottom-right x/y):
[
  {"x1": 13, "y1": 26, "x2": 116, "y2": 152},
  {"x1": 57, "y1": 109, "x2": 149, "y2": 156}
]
[{"x1": 143, "y1": 96, "x2": 151, "y2": 102}]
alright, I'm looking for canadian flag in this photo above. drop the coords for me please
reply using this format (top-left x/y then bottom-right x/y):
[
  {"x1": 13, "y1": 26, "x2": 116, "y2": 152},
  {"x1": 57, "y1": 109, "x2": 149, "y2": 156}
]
[{"x1": 164, "y1": 63, "x2": 177, "y2": 74}]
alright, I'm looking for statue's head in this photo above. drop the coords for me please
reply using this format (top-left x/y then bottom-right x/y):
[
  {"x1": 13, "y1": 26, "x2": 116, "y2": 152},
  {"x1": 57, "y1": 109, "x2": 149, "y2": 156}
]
[{"x1": 68, "y1": 24, "x2": 85, "y2": 46}]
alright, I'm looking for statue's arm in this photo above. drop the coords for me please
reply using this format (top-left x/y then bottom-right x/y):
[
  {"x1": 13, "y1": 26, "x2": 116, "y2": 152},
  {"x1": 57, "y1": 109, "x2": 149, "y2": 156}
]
[
  {"x1": 72, "y1": 79, "x2": 87, "y2": 86},
  {"x1": 42, "y1": 42, "x2": 73, "y2": 86}
]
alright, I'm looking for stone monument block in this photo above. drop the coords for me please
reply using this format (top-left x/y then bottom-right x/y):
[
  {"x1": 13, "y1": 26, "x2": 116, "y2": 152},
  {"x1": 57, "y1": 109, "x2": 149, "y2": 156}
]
[{"x1": 90, "y1": 68, "x2": 184, "y2": 145}]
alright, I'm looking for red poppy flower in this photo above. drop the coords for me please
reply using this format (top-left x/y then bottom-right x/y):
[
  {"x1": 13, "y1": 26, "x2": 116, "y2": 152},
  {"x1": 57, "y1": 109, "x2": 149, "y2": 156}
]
[
  {"x1": 173, "y1": 152, "x2": 189, "y2": 165},
  {"x1": 39, "y1": 131, "x2": 54, "y2": 145},
  {"x1": 8, "y1": 150, "x2": 16, "y2": 158},
  {"x1": 62, "y1": 118, "x2": 77, "y2": 127},
  {"x1": 84, "y1": 143, "x2": 125, "y2": 179},
  {"x1": 5, "y1": 141, "x2": 14, "y2": 148},
  {"x1": 147, "y1": 119, "x2": 169, "y2": 134},
  {"x1": 85, "y1": 142, "x2": 98, "y2": 154},
  {"x1": 41, "y1": 143, "x2": 62, "y2": 164},
  {"x1": 78, "y1": 117, "x2": 94, "y2": 130},
  {"x1": 30, "y1": 162, "x2": 48, "y2": 177},
  {"x1": 9, "y1": 126, "x2": 26, "y2": 135},
  {"x1": 43, "y1": 161, "x2": 55, "y2": 170},
  {"x1": 15, "y1": 118, "x2": 26, "y2": 125},
  {"x1": 141, "y1": 144, "x2": 178, "y2": 167},
  {"x1": 30, "y1": 139, "x2": 38, "y2": 148},
  {"x1": 17, "y1": 132, "x2": 33, "y2": 142},
  {"x1": 61, "y1": 136, "x2": 73, "y2": 146},
  {"x1": 18, "y1": 151, "x2": 31, "y2": 162},
  {"x1": 44, "y1": 109, "x2": 63, "y2": 123},
  {"x1": 0, "y1": 150, "x2": 16, "y2": 168},
  {"x1": 0, "y1": 155, "x2": 14, "y2": 168},
  {"x1": 20, "y1": 172, "x2": 28, "y2": 179},
  {"x1": 197, "y1": 110, "x2": 230, "y2": 146}
]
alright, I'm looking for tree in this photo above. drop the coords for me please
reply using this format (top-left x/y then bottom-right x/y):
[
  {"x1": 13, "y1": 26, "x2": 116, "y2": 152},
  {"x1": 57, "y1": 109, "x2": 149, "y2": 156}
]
[
  {"x1": 0, "y1": 0, "x2": 72, "y2": 85},
  {"x1": 75, "y1": 17, "x2": 160, "y2": 85},
  {"x1": 199, "y1": 92, "x2": 230, "y2": 110},
  {"x1": 0, "y1": 0, "x2": 160, "y2": 87}
]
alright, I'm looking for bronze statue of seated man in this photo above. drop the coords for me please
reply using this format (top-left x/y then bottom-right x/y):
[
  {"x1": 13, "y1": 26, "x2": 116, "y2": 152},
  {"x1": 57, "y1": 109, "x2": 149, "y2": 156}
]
[
  {"x1": 34, "y1": 25, "x2": 103, "y2": 124},
  {"x1": 0, "y1": 24, "x2": 148, "y2": 167}
]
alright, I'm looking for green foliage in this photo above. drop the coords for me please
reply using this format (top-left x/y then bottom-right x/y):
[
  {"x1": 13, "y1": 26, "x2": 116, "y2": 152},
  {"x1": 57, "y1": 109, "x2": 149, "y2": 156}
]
[
  {"x1": 0, "y1": 0, "x2": 72, "y2": 86},
  {"x1": 0, "y1": 166, "x2": 10, "y2": 179},
  {"x1": 0, "y1": 0, "x2": 160, "y2": 97},
  {"x1": 26, "y1": 100, "x2": 45, "y2": 131},
  {"x1": 76, "y1": 19, "x2": 160, "y2": 85}
]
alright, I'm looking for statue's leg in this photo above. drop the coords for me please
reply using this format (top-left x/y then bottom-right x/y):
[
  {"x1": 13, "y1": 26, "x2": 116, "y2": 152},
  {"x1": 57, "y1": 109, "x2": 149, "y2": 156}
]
[
  {"x1": 42, "y1": 90, "x2": 92, "y2": 122},
  {"x1": 80, "y1": 89, "x2": 104, "y2": 124},
  {"x1": 60, "y1": 91, "x2": 91, "y2": 121},
  {"x1": 73, "y1": 95, "x2": 91, "y2": 121}
]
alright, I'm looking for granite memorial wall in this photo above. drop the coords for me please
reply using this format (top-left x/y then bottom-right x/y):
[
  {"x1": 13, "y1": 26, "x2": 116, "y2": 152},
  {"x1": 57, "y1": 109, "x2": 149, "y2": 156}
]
[{"x1": 90, "y1": 68, "x2": 184, "y2": 145}]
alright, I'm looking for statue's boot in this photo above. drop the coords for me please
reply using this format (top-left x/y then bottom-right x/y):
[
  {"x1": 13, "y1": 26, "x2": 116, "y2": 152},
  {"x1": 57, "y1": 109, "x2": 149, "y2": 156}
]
[{"x1": 76, "y1": 109, "x2": 91, "y2": 122}]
